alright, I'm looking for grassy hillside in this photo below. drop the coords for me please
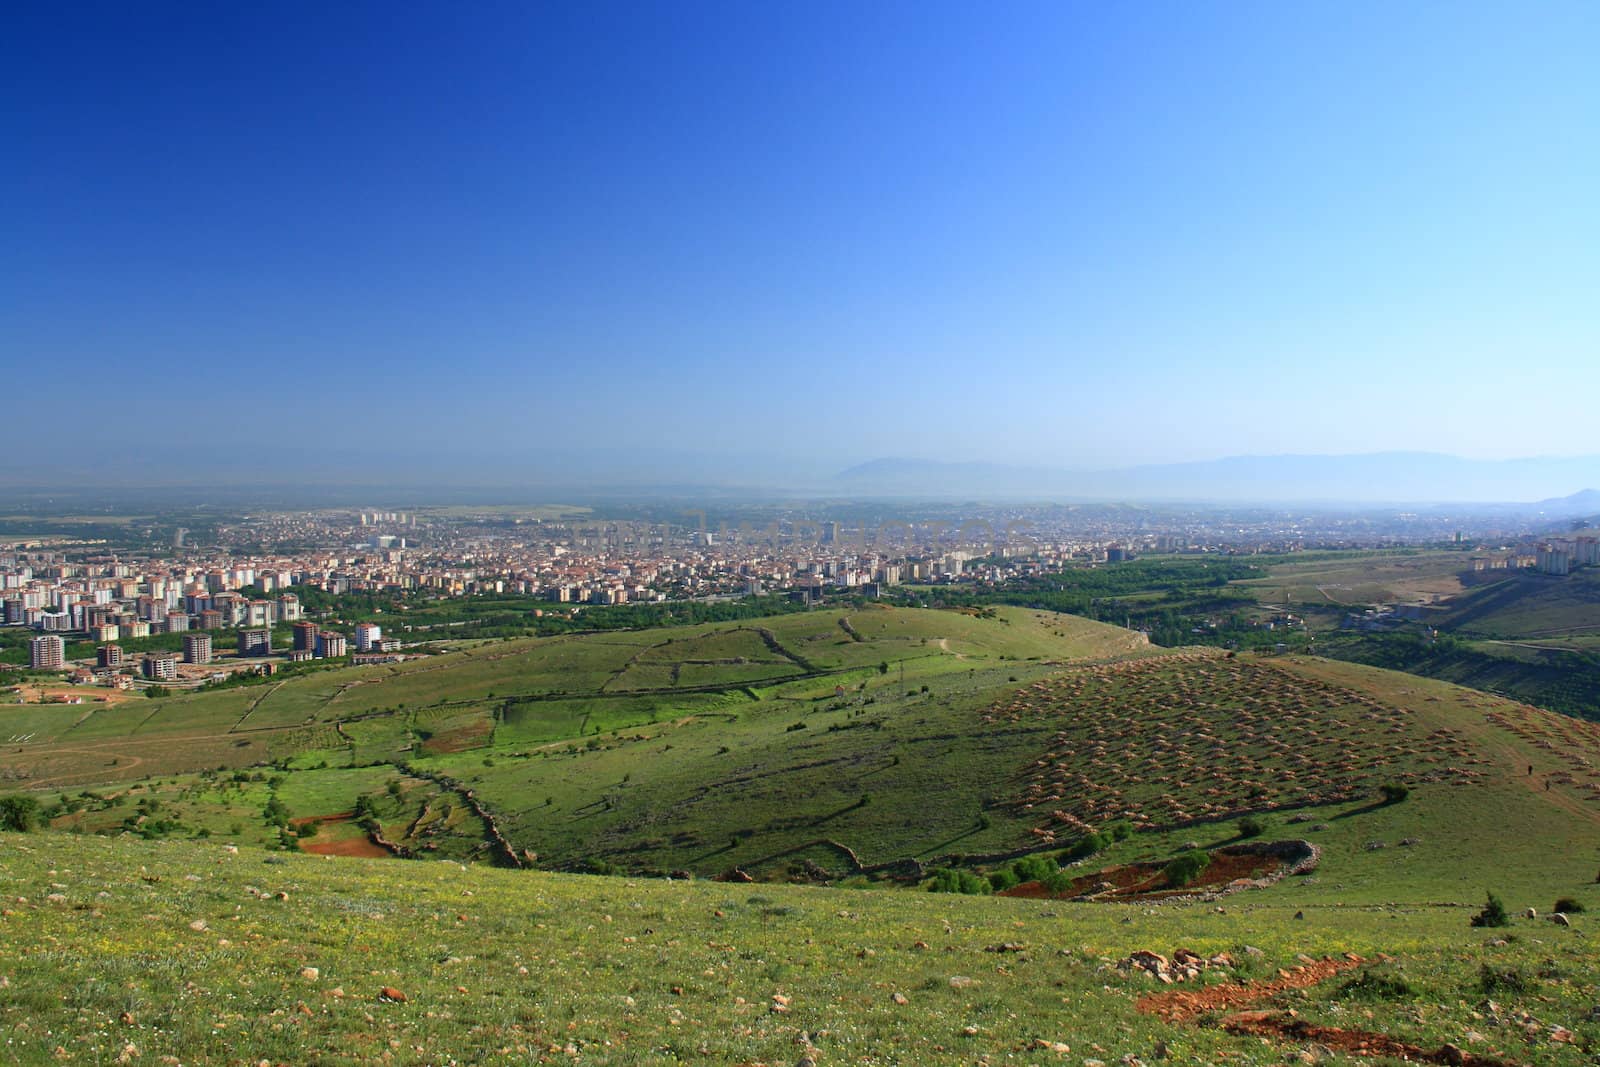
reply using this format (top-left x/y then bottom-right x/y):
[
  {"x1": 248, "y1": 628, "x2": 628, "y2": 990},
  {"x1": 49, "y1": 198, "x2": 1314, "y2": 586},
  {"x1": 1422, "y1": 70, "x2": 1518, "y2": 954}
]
[
  {"x1": 1233, "y1": 550, "x2": 1471, "y2": 608},
  {"x1": 9, "y1": 606, "x2": 1600, "y2": 1062},
  {"x1": 2, "y1": 829, "x2": 1597, "y2": 1066},
  {"x1": 1439, "y1": 569, "x2": 1600, "y2": 639},
  {"x1": 1, "y1": 606, "x2": 1160, "y2": 868}
]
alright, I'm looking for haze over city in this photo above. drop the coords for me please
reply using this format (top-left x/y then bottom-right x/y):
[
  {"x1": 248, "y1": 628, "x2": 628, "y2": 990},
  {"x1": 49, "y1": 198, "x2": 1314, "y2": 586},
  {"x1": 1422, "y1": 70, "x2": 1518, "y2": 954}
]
[{"x1": 6, "y1": 2, "x2": 1600, "y2": 495}]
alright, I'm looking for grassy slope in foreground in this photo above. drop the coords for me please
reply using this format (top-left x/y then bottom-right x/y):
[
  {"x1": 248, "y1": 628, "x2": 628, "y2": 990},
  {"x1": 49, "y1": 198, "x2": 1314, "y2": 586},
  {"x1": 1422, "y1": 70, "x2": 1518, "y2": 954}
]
[{"x1": 2, "y1": 831, "x2": 1597, "y2": 1066}]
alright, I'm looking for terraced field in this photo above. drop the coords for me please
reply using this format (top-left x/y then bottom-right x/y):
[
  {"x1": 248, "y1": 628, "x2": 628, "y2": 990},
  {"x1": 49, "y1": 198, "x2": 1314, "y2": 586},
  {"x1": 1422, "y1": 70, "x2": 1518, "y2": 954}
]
[{"x1": 992, "y1": 654, "x2": 1491, "y2": 842}]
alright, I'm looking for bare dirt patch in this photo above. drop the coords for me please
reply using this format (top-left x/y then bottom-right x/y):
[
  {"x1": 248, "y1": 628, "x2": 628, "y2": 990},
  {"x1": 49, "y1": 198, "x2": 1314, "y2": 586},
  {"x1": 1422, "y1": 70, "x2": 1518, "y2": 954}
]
[
  {"x1": 9, "y1": 685, "x2": 137, "y2": 706},
  {"x1": 1001, "y1": 841, "x2": 1318, "y2": 902},
  {"x1": 418, "y1": 717, "x2": 493, "y2": 755},
  {"x1": 1138, "y1": 954, "x2": 1524, "y2": 1067},
  {"x1": 1138, "y1": 954, "x2": 1366, "y2": 1023},
  {"x1": 297, "y1": 812, "x2": 392, "y2": 859},
  {"x1": 1220, "y1": 1010, "x2": 1521, "y2": 1066}
]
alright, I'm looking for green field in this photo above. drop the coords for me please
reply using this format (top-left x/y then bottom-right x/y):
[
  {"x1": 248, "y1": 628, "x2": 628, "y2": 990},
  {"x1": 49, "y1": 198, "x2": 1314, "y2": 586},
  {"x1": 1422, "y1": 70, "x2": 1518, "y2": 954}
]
[
  {"x1": 0, "y1": 607, "x2": 1156, "y2": 865},
  {"x1": 8, "y1": 601, "x2": 1600, "y2": 1062},
  {"x1": 1231, "y1": 550, "x2": 1472, "y2": 610},
  {"x1": 2, "y1": 826, "x2": 1597, "y2": 1065},
  {"x1": 1438, "y1": 569, "x2": 1600, "y2": 639}
]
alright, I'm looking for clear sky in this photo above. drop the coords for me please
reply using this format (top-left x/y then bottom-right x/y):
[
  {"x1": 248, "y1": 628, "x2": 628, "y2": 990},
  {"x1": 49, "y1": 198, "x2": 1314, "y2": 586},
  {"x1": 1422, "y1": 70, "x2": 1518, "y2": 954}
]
[{"x1": 4, "y1": 2, "x2": 1598, "y2": 485}]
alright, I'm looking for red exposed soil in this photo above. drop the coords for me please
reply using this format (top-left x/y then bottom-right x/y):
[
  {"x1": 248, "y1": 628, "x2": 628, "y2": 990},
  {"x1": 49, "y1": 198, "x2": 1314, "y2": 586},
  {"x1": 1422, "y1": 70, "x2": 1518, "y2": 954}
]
[
  {"x1": 419, "y1": 719, "x2": 493, "y2": 755},
  {"x1": 1137, "y1": 955, "x2": 1366, "y2": 1023},
  {"x1": 1221, "y1": 1011, "x2": 1521, "y2": 1066},
  {"x1": 1002, "y1": 850, "x2": 1278, "y2": 901},
  {"x1": 1137, "y1": 955, "x2": 1524, "y2": 1067},
  {"x1": 295, "y1": 812, "x2": 392, "y2": 859},
  {"x1": 1001, "y1": 839, "x2": 1319, "y2": 902},
  {"x1": 303, "y1": 836, "x2": 390, "y2": 858}
]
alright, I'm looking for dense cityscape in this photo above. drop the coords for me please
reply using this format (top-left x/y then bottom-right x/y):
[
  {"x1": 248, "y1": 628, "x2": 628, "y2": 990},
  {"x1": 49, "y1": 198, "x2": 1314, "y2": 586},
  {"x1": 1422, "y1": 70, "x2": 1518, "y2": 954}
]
[{"x1": 4, "y1": 499, "x2": 1591, "y2": 694}]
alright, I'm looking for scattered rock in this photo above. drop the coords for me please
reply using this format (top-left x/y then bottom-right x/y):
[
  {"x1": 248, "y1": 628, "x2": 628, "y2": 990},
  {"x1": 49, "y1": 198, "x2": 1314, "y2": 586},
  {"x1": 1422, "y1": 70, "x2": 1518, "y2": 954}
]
[
  {"x1": 891, "y1": 992, "x2": 908, "y2": 1005},
  {"x1": 949, "y1": 975, "x2": 978, "y2": 989},
  {"x1": 1116, "y1": 948, "x2": 1234, "y2": 984},
  {"x1": 299, "y1": 967, "x2": 320, "y2": 981},
  {"x1": 188, "y1": 919, "x2": 207, "y2": 932},
  {"x1": 1549, "y1": 912, "x2": 1571, "y2": 927},
  {"x1": 377, "y1": 986, "x2": 407, "y2": 1003}
]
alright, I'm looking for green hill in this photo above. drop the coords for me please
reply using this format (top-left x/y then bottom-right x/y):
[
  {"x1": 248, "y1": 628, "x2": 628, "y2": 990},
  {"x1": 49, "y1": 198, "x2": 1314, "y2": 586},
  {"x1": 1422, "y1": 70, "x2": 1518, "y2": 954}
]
[
  {"x1": 1440, "y1": 569, "x2": 1600, "y2": 639},
  {"x1": 8, "y1": 607, "x2": 1600, "y2": 1062},
  {"x1": 1, "y1": 606, "x2": 1161, "y2": 869},
  {"x1": 2, "y1": 820, "x2": 1597, "y2": 1066}
]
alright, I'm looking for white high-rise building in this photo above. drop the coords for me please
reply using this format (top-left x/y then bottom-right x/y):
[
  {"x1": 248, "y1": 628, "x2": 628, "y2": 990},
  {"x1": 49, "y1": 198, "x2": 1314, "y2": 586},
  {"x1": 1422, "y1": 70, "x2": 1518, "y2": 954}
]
[{"x1": 30, "y1": 634, "x2": 65, "y2": 669}]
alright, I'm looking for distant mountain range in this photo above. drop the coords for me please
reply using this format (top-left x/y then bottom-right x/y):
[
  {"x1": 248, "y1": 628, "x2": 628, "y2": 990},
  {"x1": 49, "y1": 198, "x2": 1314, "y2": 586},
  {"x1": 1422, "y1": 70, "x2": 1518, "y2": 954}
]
[
  {"x1": 832, "y1": 453, "x2": 1600, "y2": 507},
  {"x1": 7, "y1": 448, "x2": 1600, "y2": 510}
]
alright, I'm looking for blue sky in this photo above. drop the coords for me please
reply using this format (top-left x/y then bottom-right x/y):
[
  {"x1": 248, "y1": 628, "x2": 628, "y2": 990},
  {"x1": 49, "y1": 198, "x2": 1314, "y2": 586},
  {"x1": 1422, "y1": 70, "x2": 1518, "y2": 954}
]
[{"x1": 4, "y1": 2, "x2": 1598, "y2": 485}]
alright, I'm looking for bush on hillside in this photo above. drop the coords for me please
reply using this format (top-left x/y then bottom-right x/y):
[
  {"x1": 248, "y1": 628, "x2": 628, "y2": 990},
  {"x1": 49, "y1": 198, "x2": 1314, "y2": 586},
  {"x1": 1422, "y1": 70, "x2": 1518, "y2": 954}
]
[
  {"x1": 1237, "y1": 816, "x2": 1266, "y2": 839},
  {"x1": 1041, "y1": 869, "x2": 1077, "y2": 894},
  {"x1": 1470, "y1": 891, "x2": 1510, "y2": 928},
  {"x1": 1378, "y1": 782, "x2": 1410, "y2": 805},
  {"x1": 0, "y1": 795, "x2": 41, "y2": 832},
  {"x1": 926, "y1": 868, "x2": 992, "y2": 895},
  {"x1": 1478, "y1": 963, "x2": 1530, "y2": 994},
  {"x1": 1338, "y1": 967, "x2": 1417, "y2": 1000},
  {"x1": 1062, "y1": 831, "x2": 1113, "y2": 863},
  {"x1": 1162, "y1": 850, "x2": 1212, "y2": 888},
  {"x1": 1552, "y1": 897, "x2": 1586, "y2": 914},
  {"x1": 1011, "y1": 854, "x2": 1058, "y2": 884}
]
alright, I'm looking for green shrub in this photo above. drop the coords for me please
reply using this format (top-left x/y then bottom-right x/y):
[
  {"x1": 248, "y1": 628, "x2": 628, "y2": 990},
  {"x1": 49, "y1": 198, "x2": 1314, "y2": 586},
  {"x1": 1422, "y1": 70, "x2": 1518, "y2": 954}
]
[
  {"x1": 1552, "y1": 897, "x2": 1585, "y2": 914},
  {"x1": 1041, "y1": 869, "x2": 1077, "y2": 894},
  {"x1": 1470, "y1": 891, "x2": 1510, "y2": 928},
  {"x1": 1062, "y1": 832, "x2": 1110, "y2": 862},
  {"x1": 926, "y1": 869, "x2": 992, "y2": 895},
  {"x1": 1338, "y1": 967, "x2": 1416, "y2": 1000},
  {"x1": 1237, "y1": 816, "x2": 1266, "y2": 839},
  {"x1": 987, "y1": 868, "x2": 1020, "y2": 892},
  {"x1": 1379, "y1": 783, "x2": 1410, "y2": 804},
  {"x1": 1011, "y1": 855, "x2": 1058, "y2": 884},
  {"x1": 1162, "y1": 850, "x2": 1211, "y2": 888},
  {"x1": 0, "y1": 795, "x2": 42, "y2": 832},
  {"x1": 261, "y1": 796, "x2": 291, "y2": 829},
  {"x1": 1478, "y1": 963, "x2": 1529, "y2": 994}
]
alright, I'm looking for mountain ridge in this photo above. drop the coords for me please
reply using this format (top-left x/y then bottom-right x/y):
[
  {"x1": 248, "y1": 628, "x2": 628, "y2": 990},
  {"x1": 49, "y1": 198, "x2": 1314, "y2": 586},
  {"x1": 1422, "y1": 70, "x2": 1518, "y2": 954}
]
[{"x1": 833, "y1": 451, "x2": 1600, "y2": 505}]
